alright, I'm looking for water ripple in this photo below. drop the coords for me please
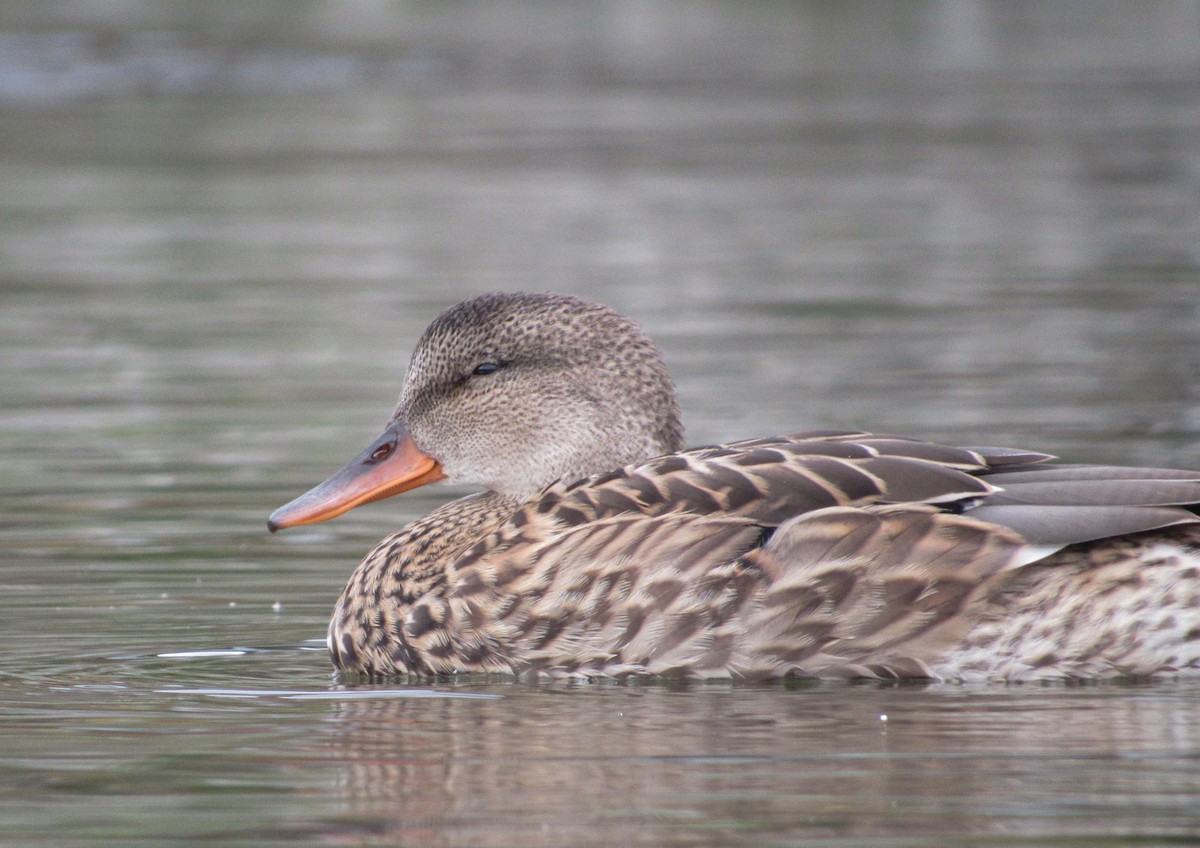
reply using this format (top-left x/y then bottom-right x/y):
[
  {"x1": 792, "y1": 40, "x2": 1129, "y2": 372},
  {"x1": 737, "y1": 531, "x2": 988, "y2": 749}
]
[{"x1": 160, "y1": 686, "x2": 503, "y2": 701}]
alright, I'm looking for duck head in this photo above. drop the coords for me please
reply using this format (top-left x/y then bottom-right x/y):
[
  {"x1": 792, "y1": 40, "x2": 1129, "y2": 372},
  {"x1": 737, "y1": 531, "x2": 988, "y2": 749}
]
[{"x1": 269, "y1": 292, "x2": 683, "y2": 530}]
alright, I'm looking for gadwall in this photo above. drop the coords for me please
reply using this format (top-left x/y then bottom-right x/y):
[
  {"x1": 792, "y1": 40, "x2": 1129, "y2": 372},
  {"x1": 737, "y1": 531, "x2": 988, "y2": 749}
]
[{"x1": 270, "y1": 292, "x2": 1200, "y2": 680}]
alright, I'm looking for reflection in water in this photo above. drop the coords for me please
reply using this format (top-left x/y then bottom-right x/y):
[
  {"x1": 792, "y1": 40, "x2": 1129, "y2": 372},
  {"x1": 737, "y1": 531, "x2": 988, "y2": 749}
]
[{"x1": 313, "y1": 683, "x2": 1200, "y2": 846}]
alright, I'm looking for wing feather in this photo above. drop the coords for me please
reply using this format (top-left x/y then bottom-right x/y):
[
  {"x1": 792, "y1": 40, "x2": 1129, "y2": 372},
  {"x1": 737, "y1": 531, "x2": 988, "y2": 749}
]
[{"x1": 411, "y1": 431, "x2": 1200, "y2": 677}]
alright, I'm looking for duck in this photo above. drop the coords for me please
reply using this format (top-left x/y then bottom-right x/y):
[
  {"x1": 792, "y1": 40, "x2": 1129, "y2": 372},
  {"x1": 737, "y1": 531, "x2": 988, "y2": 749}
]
[{"x1": 269, "y1": 291, "x2": 1200, "y2": 681}]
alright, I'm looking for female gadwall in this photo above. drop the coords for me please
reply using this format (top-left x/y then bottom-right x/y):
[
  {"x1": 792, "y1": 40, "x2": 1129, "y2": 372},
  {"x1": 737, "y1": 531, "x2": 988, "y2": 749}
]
[{"x1": 270, "y1": 292, "x2": 1200, "y2": 680}]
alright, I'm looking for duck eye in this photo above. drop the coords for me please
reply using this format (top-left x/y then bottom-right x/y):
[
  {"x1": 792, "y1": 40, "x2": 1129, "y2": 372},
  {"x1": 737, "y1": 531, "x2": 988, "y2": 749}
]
[{"x1": 471, "y1": 362, "x2": 500, "y2": 376}]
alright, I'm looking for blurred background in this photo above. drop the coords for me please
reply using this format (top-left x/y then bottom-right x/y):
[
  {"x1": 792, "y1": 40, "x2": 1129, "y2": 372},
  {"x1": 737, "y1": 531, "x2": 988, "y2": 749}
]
[
  {"x1": 4, "y1": 1, "x2": 1198, "y2": 473},
  {"x1": 3, "y1": 0, "x2": 1200, "y2": 640},
  {"x1": 5, "y1": 0, "x2": 1200, "y2": 653},
  {"x1": 3, "y1": 3, "x2": 1200, "y2": 846}
]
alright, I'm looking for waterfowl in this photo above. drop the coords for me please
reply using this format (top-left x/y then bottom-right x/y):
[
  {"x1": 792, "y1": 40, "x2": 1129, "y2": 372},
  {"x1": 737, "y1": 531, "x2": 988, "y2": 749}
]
[{"x1": 270, "y1": 292, "x2": 1200, "y2": 681}]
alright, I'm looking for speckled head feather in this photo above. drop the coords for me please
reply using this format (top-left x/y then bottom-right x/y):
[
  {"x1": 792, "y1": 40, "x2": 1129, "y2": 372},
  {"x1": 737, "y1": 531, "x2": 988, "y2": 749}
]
[{"x1": 395, "y1": 292, "x2": 683, "y2": 497}]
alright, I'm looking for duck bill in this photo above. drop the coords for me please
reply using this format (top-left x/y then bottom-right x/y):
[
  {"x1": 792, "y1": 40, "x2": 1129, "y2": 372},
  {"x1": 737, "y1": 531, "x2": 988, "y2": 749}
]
[{"x1": 268, "y1": 421, "x2": 445, "y2": 532}]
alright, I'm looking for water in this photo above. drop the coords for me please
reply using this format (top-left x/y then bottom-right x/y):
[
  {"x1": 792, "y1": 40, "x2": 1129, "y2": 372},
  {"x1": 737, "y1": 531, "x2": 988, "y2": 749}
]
[{"x1": 2, "y1": 1, "x2": 1200, "y2": 845}]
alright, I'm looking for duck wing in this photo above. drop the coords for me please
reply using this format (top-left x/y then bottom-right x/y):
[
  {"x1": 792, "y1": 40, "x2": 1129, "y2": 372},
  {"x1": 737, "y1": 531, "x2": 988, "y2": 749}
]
[
  {"x1": 547, "y1": 429, "x2": 1200, "y2": 549},
  {"x1": 543, "y1": 430, "x2": 1010, "y2": 526},
  {"x1": 965, "y1": 463, "x2": 1200, "y2": 545},
  {"x1": 404, "y1": 432, "x2": 1199, "y2": 678}
]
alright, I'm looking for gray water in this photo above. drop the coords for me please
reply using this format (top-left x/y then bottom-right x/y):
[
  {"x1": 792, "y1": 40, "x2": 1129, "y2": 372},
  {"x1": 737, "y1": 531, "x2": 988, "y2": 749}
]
[{"x1": 3, "y1": 2, "x2": 1200, "y2": 845}]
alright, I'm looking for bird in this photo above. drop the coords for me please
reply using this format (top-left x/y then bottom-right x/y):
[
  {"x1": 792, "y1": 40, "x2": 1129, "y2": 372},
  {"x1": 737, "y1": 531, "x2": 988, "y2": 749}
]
[{"x1": 269, "y1": 291, "x2": 1200, "y2": 681}]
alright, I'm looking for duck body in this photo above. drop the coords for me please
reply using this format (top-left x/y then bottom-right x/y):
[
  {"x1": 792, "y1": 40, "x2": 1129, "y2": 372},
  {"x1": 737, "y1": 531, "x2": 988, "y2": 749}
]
[{"x1": 270, "y1": 293, "x2": 1200, "y2": 681}]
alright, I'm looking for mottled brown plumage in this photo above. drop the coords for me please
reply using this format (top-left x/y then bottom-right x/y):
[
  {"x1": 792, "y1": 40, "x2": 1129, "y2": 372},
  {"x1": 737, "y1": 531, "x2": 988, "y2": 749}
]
[{"x1": 270, "y1": 292, "x2": 1200, "y2": 681}]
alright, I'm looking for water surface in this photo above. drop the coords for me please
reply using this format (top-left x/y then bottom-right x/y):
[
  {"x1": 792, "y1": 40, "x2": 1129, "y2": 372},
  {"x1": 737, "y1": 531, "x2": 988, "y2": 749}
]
[{"x1": 2, "y1": 2, "x2": 1199, "y2": 845}]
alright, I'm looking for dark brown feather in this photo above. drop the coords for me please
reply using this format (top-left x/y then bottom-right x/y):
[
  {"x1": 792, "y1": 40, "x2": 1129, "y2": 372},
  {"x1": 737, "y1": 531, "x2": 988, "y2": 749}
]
[{"x1": 327, "y1": 430, "x2": 1200, "y2": 678}]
